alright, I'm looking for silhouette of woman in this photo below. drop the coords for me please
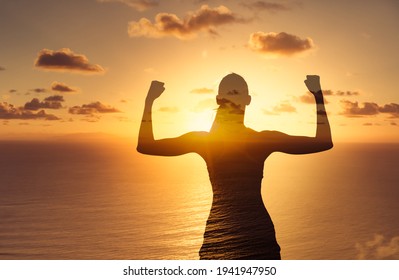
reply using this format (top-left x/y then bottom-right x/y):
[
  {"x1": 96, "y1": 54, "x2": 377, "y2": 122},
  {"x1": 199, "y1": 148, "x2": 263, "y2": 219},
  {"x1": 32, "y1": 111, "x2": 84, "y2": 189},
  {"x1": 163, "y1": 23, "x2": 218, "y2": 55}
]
[{"x1": 137, "y1": 73, "x2": 333, "y2": 259}]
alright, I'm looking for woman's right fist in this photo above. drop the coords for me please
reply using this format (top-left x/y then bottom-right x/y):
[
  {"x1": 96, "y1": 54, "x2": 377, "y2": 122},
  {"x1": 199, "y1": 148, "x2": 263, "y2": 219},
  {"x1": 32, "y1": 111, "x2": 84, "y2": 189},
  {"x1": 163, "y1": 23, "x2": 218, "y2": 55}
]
[{"x1": 146, "y1": 80, "x2": 165, "y2": 101}]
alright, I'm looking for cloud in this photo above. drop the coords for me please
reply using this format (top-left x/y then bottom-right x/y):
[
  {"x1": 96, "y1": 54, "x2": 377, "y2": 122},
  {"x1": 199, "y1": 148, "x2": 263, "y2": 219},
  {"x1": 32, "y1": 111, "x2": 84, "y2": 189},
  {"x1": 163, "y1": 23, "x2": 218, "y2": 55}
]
[
  {"x1": 97, "y1": 0, "x2": 158, "y2": 11},
  {"x1": 335, "y1": 90, "x2": 359, "y2": 96},
  {"x1": 30, "y1": 88, "x2": 48, "y2": 93},
  {"x1": 69, "y1": 101, "x2": 120, "y2": 115},
  {"x1": 192, "y1": 98, "x2": 216, "y2": 112},
  {"x1": 298, "y1": 94, "x2": 318, "y2": 104},
  {"x1": 241, "y1": 1, "x2": 291, "y2": 12},
  {"x1": 378, "y1": 103, "x2": 399, "y2": 118},
  {"x1": 264, "y1": 102, "x2": 296, "y2": 115},
  {"x1": 191, "y1": 87, "x2": 214, "y2": 94},
  {"x1": 128, "y1": 5, "x2": 247, "y2": 40},
  {"x1": 273, "y1": 102, "x2": 296, "y2": 113},
  {"x1": 0, "y1": 102, "x2": 60, "y2": 120},
  {"x1": 340, "y1": 100, "x2": 399, "y2": 118},
  {"x1": 322, "y1": 90, "x2": 334, "y2": 96},
  {"x1": 9, "y1": 89, "x2": 17, "y2": 93},
  {"x1": 340, "y1": 100, "x2": 379, "y2": 116},
  {"x1": 24, "y1": 95, "x2": 65, "y2": 111},
  {"x1": 34, "y1": 48, "x2": 105, "y2": 74},
  {"x1": 356, "y1": 234, "x2": 399, "y2": 260},
  {"x1": 51, "y1": 81, "x2": 79, "y2": 93},
  {"x1": 0, "y1": 66, "x2": 5, "y2": 71},
  {"x1": 248, "y1": 31, "x2": 314, "y2": 56},
  {"x1": 297, "y1": 89, "x2": 359, "y2": 104},
  {"x1": 158, "y1": 106, "x2": 179, "y2": 113}
]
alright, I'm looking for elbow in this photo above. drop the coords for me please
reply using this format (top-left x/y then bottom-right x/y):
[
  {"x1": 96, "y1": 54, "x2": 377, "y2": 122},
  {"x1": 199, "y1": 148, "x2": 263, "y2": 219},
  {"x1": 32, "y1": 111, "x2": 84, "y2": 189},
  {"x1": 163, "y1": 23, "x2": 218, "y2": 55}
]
[
  {"x1": 136, "y1": 143, "x2": 148, "y2": 154},
  {"x1": 136, "y1": 144, "x2": 148, "y2": 154},
  {"x1": 323, "y1": 140, "x2": 333, "y2": 151},
  {"x1": 136, "y1": 142, "x2": 156, "y2": 155}
]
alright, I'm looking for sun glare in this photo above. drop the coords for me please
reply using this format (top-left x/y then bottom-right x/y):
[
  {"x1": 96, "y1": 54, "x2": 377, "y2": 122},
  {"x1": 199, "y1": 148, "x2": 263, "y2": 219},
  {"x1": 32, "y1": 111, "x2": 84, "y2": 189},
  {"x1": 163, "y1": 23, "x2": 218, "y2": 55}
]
[{"x1": 187, "y1": 111, "x2": 215, "y2": 132}]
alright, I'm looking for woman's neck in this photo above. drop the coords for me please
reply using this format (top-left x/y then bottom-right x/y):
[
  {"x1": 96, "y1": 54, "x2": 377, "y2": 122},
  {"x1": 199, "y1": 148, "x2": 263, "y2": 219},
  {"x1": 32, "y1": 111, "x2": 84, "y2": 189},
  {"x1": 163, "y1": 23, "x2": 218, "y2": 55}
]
[{"x1": 211, "y1": 107, "x2": 246, "y2": 132}]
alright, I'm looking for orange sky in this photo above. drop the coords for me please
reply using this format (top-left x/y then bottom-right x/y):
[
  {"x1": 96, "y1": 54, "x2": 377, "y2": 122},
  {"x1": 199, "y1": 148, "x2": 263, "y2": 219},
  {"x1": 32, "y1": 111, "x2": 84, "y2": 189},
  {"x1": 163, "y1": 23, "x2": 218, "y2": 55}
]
[{"x1": 1, "y1": 0, "x2": 398, "y2": 142}]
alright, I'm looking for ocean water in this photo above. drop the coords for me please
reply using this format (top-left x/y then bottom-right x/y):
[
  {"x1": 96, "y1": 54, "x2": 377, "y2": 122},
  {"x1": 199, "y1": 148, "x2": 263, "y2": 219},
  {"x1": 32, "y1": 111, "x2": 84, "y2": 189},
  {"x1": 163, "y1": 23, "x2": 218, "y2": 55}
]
[{"x1": 0, "y1": 139, "x2": 398, "y2": 260}]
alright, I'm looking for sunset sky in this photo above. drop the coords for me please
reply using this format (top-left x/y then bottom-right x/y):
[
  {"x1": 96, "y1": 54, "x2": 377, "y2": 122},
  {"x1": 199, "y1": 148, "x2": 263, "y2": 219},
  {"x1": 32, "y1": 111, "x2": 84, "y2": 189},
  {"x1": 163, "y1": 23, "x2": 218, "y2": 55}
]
[{"x1": 1, "y1": 0, "x2": 398, "y2": 142}]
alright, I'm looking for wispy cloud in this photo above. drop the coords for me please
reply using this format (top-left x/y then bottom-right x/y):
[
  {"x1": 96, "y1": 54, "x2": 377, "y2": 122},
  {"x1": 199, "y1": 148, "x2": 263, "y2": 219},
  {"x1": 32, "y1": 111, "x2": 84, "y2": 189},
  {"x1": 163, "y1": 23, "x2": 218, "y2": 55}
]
[
  {"x1": 191, "y1": 87, "x2": 214, "y2": 94},
  {"x1": 335, "y1": 90, "x2": 360, "y2": 96},
  {"x1": 34, "y1": 48, "x2": 105, "y2": 74},
  {"x1": 241, "y1": 1, "x2": 291, "y2": 13},
  {"x1": 97, "y1": 0, "x2": 158, "y2": 11},
  {"x1": 192, "y1": 98, "x2": 216, "y2": 112},
  {"x1": 69, "y1": 101, "x2": 120, "y2": 115},
  {"x1": 356, "y1": 234, "x2": 399, "y2": 260},
  {"x1": 248, "y1": 31, "x2": 314, "y2": 57},
  {"x1": 51, "y1": 81, "x2": 79, "y2": 93},
  {"x1": 263, "y1": 101, "x2": 297, "y2": 115},
  {"x1": 24, "y1": 95, "x2": 65, "y2": 111},
  {"x1": 128, "y1": 5, "x2": 247, "y2": 40},
  {"x1": 158, "y1": 106, "x2": 179, "y2": 113},
  {"x1": 0, "y1": 102, "x2": 60, "y2": 120},
  {"x1": 297, "y1": 94, "x2": 320, "y2": 104}
]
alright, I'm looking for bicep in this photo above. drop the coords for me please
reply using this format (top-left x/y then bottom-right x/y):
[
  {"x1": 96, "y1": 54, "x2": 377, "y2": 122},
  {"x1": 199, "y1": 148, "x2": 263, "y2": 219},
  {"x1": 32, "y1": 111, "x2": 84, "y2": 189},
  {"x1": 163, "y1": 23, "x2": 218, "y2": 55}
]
[
  {"x1": 137, "y1": 132, "x2": 206, "y2": 156},
  {"x1": 261, "y1": 131, "x2": 328, "y2": 155}
]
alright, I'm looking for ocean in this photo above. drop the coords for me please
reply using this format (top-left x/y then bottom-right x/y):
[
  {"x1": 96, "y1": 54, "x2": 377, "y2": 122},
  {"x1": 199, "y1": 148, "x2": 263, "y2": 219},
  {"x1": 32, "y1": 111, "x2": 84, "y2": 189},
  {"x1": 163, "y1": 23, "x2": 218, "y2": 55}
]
[{"x1": 0, "y1": 139, "x2": 398, "y2": 260}]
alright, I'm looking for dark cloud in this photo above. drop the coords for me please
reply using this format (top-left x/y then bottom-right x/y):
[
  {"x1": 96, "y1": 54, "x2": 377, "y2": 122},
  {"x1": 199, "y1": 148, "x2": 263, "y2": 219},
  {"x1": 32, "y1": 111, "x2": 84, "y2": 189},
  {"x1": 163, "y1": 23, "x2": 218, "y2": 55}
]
[
  {"x1": 0, "y1": 66, "x2": 5, "y2": 71},
  {"x1": 159, "y1": 106, "x2": 179, "y2": 113},
  {"x1": 241, "y1": 1, "x2": 290, "y2": 12},
  {"x1": 51, "y1": 81, "x2": 79, "y2": 93},
  {"x1": 340, "y1": 100, "x2": 379, "y2": 116},
  {"x1": 30, "y1": 88, "x2": 48, "y2": 93},
  {"x1": 0, "y1": 102, "x2": 60, "y2": 120},
  {"x1": 391, "y1": 122, "x2": 397, "y2": 126},
  {"x1": 191, "y1": 87, "x2": 214, "y2": 94},
  {"x1": 322, "y1": 90, "x2": 334, "y2": 96},
  {"x1": 69, "y1": 102, "x2": 120, "y2": 115},
  {"x1": 335, "y1": 90, "x2": 359, "y2": 96},
  {"x1": 297, "y1": 89, "x2": 359, "y2": 104},
  {"x1": 44, "y1": 95, "x2": 65, "y2": 102},
  {"x1": 9, "y1": 89, "x2": 17, "y2": 93},
  {"x1": 34, "y1": 48, "x2": 105, "y2": 74},
  {"x1": 340, "y1": 100, "x2": 399, "y2": 118},
  {"x1": 379, "y1": 103, "x2": 399, "y2": 118},
  {"x1": 128, "y1": 5, "x2": 247, "y2": 40},
  {"x1": 97, "y1": 0, "x2": 158, "y2": 11},
  {"x1": 24, "y1": 95, "x2": 65, "y2": 111},
  {"x1": 248, "y1": 31, "x2": 314, "y2": 56}
]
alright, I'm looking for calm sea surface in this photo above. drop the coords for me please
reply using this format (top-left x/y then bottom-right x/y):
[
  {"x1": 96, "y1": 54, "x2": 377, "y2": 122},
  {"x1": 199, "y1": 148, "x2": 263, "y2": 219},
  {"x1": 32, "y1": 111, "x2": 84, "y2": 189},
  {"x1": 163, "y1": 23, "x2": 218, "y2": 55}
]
[{"x1": 0, "y1": 140, "x2": 398, "y2": 259}]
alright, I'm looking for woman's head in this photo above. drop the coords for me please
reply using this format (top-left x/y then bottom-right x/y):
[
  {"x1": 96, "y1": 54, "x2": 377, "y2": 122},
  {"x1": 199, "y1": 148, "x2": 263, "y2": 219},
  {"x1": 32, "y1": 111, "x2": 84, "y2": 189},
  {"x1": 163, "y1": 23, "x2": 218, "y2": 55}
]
[{"x1": 217, "y1": 73, "x2": 251, "y2": 109}]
